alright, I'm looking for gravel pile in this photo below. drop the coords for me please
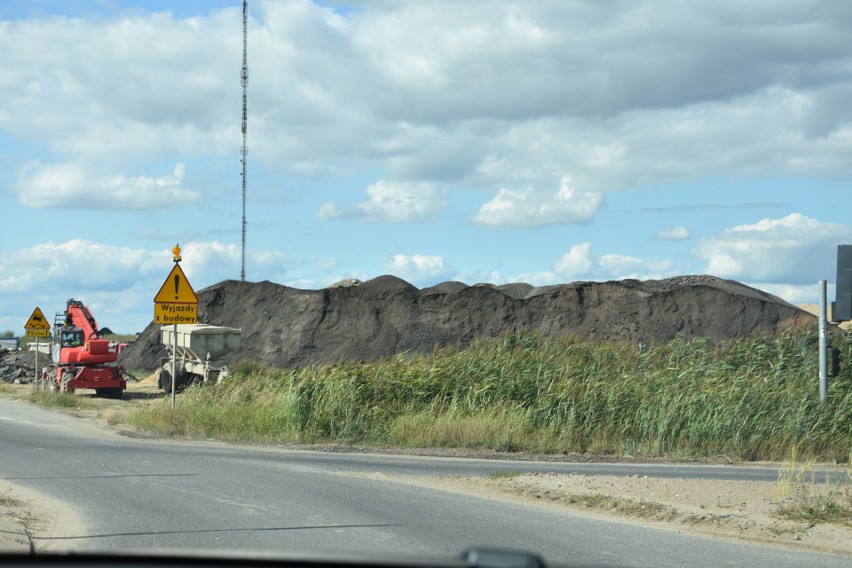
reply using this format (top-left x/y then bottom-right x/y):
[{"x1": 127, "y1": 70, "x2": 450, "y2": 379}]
[
  {"x1": 118, "y1": 274, "x2": 815, "y2": 373},
  {"x1": 0, "y1": 349, "x2": 40, "y2": 384}
]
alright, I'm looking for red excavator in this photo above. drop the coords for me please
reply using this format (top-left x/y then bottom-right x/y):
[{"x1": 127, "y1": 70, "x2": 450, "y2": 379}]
[{"x1": 47, "y1": 299, "x2": 127, "y2": 398}]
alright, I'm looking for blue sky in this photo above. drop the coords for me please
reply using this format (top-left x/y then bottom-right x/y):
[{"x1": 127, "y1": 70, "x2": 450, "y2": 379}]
[{"x1": 2, "y1": 0, "x2": 852, "y2": 334}]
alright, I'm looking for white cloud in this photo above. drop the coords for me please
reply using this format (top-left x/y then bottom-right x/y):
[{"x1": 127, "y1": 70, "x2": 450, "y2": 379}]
[
  {"x1": 177, "y1": 242, "x2": 242, "y2": 282},
  {"x1": 0, "y1": 239, "x2": 158, "y2": 294},
  {"x1": 750, "y1": 283, "x2": 824, "y2": 306},
  {"x1": 471, "y1": 177, "x2": 603, "y2": 228},
  {"x1": 172, "y1": 242, "x2": 292, "y2": 287},
  {"x1": 0, "y1": 10, "x2": 238, "y2": 154},
  {"x1": 384, "y1": 254, "x2": 451, "y2": 284},
  {"x1": 507, "y1": 243, "x2": 593, "y2": 286},
  {"x1": 0, "y1": 239, "x2": 273, "y2": 297},
  {"x1": 318, "y1": 180, "x2": 447, "y2": 222},
  {"x1": 504, "y1": 271, "x2": 559, "y2": 287},
  {"x1": 283, "y1": 268, "x2": 370, "y2": 292},
  {"x1": 655, "y1": 226, "x2": 691, "y2": 241},
  {"x1": 16, "y1": 162, "x2": 199, "y2": 210},
  {"x1": 693, "y1": 213, "x2": 852, "y2": 283},
  {"x1": 345, "y1": 3, "x2": 852, "y2": 192},
  {"x1": 598, "y1": 254, "x2": 679, "y2": 280},
  {"x1": 4, "y1": 3, "x2": 852, "y2": 202},
  {"x1": 554, "y1": 243, "x2": 594, "y2": 277},
  {"x1": 506, "y1": 243, "x2": 676, "y2": 285},
  {"x1": 0, "y1": 239, "x2": 298, "y2": 333}
]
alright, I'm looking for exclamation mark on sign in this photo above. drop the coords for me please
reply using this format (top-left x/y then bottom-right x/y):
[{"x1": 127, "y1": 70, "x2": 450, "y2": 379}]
[{"x1": 174, "y1": 274, "x2": 180, "y2": 300}]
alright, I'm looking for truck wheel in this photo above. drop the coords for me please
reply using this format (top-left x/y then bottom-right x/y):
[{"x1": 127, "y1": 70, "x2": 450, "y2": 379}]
[
  {"x1": 159, "y1": 368, "x2": 173, "y2": 394},
  {"x1": 61, "y1": 377, "x2": 75, "y2": 394},
  {"x1": 46, "y1": 370, "x2": 58, "y2": 392}
]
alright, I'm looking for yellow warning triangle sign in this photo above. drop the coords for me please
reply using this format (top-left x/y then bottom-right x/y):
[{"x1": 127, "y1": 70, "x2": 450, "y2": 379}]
[
  {"x1": 25, "y1": 307, "x2": 50, "y2": 329},
  {"x1": 154, "y1": 264, "x2": 199, "y2": 304}
]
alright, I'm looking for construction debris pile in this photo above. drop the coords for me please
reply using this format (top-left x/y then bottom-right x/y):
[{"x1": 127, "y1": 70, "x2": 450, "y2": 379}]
[{"x1": 0, "y1": 349, "x2": 40, "y2": 384}]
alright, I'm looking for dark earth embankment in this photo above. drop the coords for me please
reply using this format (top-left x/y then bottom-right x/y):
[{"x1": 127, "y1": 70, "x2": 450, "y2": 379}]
[{"x1": 117, "y1": 274, "x2": 815, "y2": 373}]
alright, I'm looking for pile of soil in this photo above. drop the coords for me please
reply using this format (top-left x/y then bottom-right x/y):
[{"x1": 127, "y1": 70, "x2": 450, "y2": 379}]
[{"x1": 118, "y1": 274, "x2": 815, "y2": 373}]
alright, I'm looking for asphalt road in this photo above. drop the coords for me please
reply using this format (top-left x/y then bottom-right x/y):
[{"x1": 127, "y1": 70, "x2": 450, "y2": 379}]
[{"x1": 0, "y1": 398, "x2": 848, "y2": 568}]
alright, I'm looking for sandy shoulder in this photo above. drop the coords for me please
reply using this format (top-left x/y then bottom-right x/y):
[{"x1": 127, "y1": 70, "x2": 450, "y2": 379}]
[
  {"x1": 0, "y1": 480, "x2": 86, "y2": 553},
  {"x1": 373, "y1": 472, "x2": 852, "y2": 556}
]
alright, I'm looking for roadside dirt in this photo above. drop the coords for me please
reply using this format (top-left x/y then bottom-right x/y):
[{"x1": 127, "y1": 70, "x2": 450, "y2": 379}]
[
  {"x1": 383, "y1": 472, "x2": 852, "y2": 556},
  {"x1": 0, "y1": 479, "x2": 86, "y2": 553},
  {"x1": 1, "y1": 380, "x2": 850, "y2": 556}
]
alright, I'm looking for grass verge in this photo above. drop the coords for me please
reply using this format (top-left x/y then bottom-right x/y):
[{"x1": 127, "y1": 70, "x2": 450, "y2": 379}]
[
  {"x1": 488, "y1": 470, "x2": 524, "y2": 479},
  {"x1": 0, "y1": 383, "x2": 101, "y2": 411},
  {"x1": 120, "y1": 326, "x2": 851, "y2": 461},
  {"x1": 26, "y1": 391, "x2": 90, "y2": 409}
]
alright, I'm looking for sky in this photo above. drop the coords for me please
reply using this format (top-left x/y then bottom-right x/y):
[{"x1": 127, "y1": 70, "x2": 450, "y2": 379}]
[{"x1": 2, "y1": 0, "x2": 852, "y2": 334}]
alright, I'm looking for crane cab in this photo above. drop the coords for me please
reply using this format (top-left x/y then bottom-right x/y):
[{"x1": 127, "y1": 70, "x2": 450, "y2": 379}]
[{"x1": 60, "y1": 327, "x2": 84, "y2": 348}]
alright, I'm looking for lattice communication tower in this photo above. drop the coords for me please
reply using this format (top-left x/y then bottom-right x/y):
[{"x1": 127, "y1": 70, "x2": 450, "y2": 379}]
[{"x1": 240, "y1": 0, "x2": 249, "y2": 281}]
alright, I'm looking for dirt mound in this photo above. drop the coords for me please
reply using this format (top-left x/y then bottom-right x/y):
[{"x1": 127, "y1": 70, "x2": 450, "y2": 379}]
[{"x1": 118, "y1": 275, "x2": 815, "y2": 372}]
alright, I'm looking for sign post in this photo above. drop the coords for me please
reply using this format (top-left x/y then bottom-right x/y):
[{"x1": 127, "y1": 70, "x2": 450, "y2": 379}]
[
  {"x1": 24, "y1": 307, "x2": 51, "y2": 392},
  {"x1": 154, "y1": 244, "x2": 198, "y2": 409},
  {"x1": 819, "y1": 280, "x2": 828, "y2": 403}
]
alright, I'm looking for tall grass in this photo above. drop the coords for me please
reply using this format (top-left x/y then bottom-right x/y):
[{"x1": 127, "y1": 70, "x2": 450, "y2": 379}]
[{"x1": 124, "y1": 325, "x2": 852, "y2": 461}]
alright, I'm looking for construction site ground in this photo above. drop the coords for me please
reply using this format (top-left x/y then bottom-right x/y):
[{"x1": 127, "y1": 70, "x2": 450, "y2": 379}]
[{"x1": 1, "y1": 377, "x2": 850, "y2": 557}]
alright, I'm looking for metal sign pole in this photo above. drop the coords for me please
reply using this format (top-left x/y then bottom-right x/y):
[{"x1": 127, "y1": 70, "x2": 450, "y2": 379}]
[
  {"x1": 34, "y1": 337, "x2": 39, "y2": 392},
  {"x1": 172, "y1": 323, "x2": 177, "y2": 410},
  {"x1": 154, "y1": 245, "x2": 197, "y2": 408},
  {"x1": 818, "y1": 279, "x2": 828, "y2": 403}
]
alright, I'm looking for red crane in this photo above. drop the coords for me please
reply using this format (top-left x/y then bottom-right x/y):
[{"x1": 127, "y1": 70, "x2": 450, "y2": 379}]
[{"x1": 47, "y1": 299, "x2": 126, "y2": 398}]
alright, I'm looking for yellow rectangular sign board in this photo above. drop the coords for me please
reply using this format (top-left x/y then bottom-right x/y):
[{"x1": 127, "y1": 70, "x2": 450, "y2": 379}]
[
  {"x1": 25, "y1": 329, "x2": 50, "y2": 337},
  {"x1": 154, "y1": 303, "x2": 198, "y2": 324}
]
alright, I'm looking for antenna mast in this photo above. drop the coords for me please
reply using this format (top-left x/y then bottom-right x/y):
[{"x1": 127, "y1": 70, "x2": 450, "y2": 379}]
[{"x1": 240, "y1": 0, "x2": 249, "y2": 281}]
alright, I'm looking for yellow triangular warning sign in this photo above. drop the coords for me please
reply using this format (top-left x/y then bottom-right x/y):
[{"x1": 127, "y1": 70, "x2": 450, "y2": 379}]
[
  {"x1": 154, "y1": 264, "x2": 199, "y2": 304},
  {"x1": 25, "y1": 307, "x2": 50, "y2": 329}
]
